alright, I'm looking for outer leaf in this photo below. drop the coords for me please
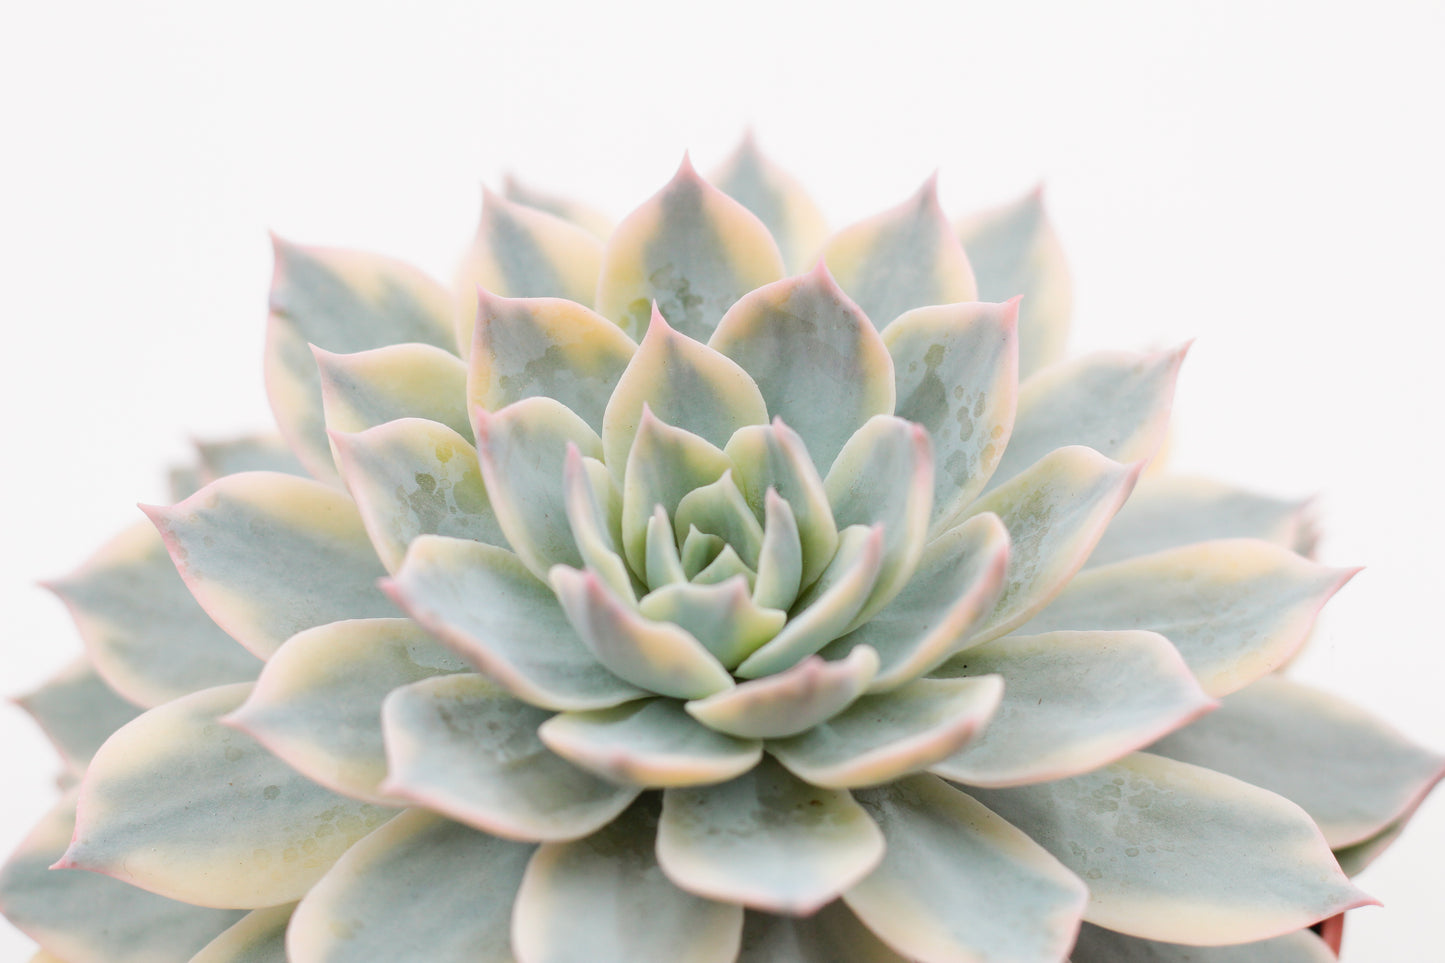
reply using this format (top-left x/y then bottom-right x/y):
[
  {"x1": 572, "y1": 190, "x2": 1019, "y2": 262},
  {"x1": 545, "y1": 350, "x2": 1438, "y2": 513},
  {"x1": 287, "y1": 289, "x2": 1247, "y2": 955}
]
[
  {"x1": 468, "y1": 292, "x2": 636, "y2": 434},
  {"x1": 1086, "y1": 474, "x2": 1317, "y2": 568},
  {"x1": 551, "y1": 567, "x2": 734, "y2": 700},
  {"x1": 0, "y1": 794, "x2": 244, "y2": 963},
  {"x1": 314, "y1": 343, "x2": 472, "y2": 442},
  {"x1": 602, "y1": 306, "x2": 768, "y2": 472},
  {"x1": 657, "y1": 758, "x2": 884, "y2": 915},
  {"x1": 596, "y1": 156, "x2": 786, "y2": 341},
  {"x1": 61, "y1": 683, "x2": 395, "y2": 908},
  {"x1": 885, "y1": 300, "x2": 1020, "y2": 529},
  {"x1": 288, "y1": 810, "x2": 530, "y2": 963},
  {"x1": 44, "y1": 520, "x2": 262, "y2": 708},
  {"x1": 455, "y1": 189, "x2": 602, "y2": 353},
  {"x1": 985, "y1": 346, "x2": 1187, "y2": 493},
  {"x1": 710, "y1": 265, "x2": 895, "y2": 473},
  {"x1": 726, "y1": 420, "x2": 840, "y2": 586},
  {"x1": 846, "y1": 775, "x2": 1087, "y2": 963},
  {"x1": 384, "y1": 535, "x2": 644, "y2": 711},
  {"x1": 968, "y1": 753, "x2": 1373, "y2": 945},
  {"x1": 736, "y1": 902, "x2": 909, "y2": 963},
  {"x1": 191, "y1": 904, "x2": 293, "y2": 963},
  {"x1": 819, "y1": 512, "x2": 1009, "y2": 692},
  {"x1": 502, "y1": 174, "x2": 615, "y2": 239},
  {"x1": 540, "y1": 698, "x2": 762, "y2": 787},
  {"x1": 514, "y1": 797, "x2": 743, "y2": 963},
  {"x1": 1148, "y1": 675, "x2": 1445, "y2": 848},
  {"x1": 711, "y1": 133, "x2": 829, "y2": 272},
  {"x1": 226, "y1": 618, "x2": 469, "y2": 804},
  {"x1": 194, "y1": 434, "x2": 307, "y2": 484},
  {"x1": 961, "y1": 446, "x2": 1141, "y2": 644},
  {"x1": 822, "y1": 177, "x2": 977, "y2": 329},
  {"x1": 265, "y1": 239, "x2": 455, "y2": 482},
  {"x1": 1023, "y1": 539, "x2": 1355, "y2": 697},
  {"x1": 331, "y1": 418, "x2": 506, "y2": 573},
  {"x1": 1069, "y1": 923, "x2": 1338, "y2": 963},
  {"x1": 381, "y1": 673, "x2": 638, "y2": 842},
  {"x1": 145, "y1": 472, "x2": 396, "y2": 659},
  {"x1": 687, "y1": 646, "x2": 880, "y2": 739},
  {"x1": 930, "y1": 630, "x2": 1215, "y2": 788},
  {"x1": 473, "y1": 396, "x2": 602, "y2": 578},
  {"x1": 768, "y1": 676, "x2": 1003, "y2": 789},
  {"x1": 16, "y1": 659, "x2": 141, "y2": 774},
  {"x1": 956, "y1": 188, "x2": 1072, "y2": 377}
]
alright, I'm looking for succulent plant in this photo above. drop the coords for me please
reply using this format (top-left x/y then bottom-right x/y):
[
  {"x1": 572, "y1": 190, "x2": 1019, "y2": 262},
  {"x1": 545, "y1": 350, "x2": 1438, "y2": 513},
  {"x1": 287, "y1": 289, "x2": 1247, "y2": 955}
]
[{"x1": 3, "y1": 139, "x2": 1442, "y2": 963}]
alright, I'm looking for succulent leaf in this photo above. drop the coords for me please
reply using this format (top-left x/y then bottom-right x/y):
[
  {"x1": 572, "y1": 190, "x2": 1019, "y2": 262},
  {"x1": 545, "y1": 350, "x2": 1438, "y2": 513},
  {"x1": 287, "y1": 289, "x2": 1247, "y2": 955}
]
[
  {"x1": 725, "y1": 420, "x2": 840, "y2": 585},
  {"x1": 657, "y1": 758, "x2": 885, "y2": 915},
  {"x1": 380, "y1": 674, "x2": 638, "y2": 841},
  {"x1": 314, "y1": 343, "x2": 473, "y2": 443},
  {"x1": 968, "y1": 753, "x2": 1373, "y2": 945},
  {"x1": 620, "y1": 409, "x2": 733, "y2": 573},
  {"x1": 502, "y1": 174, "x2": 615, "y2": 239},
  {"x1": 596, "y1": 157, "x2": 786, "y2": 341},
  {"x1": 191, "y1": 904, "x2": 292, "y2": 963},
  {"x1": 736, "y1": 902, "x2": 909, "y2": 963},
  {"x1": 686, "y1": 647, "x2": 880, "y2": 740},
  {"x1": 562, "y1": 447, "x2": 637, "y2": 602},
  {"x1": 1069, "y1": 923, "x2": 1338, "y2": 963},
  {"x1": 15, "y1": 659, "x2": 142, "y2": 776},
  {"x1": 930, "y1": 630, "x2": 1216, "y2": 788},
  {"x1": 674, "y1": 470, "x2": 766, "y2": 569},
  {"x1": 637, "y1": 577, "x2": 786, "y2": 669},
  {"x1": 1024, "y1": 539, "x2": 1356, "y2": 697},
  {"x1": 194, "y1": 435, "x2": 307, "y2": 485},
  {"x1": 846, "y1": 775, "x2": 1088, "y2": 963},
  {"x1": 711, "y1": 134, "x2": 830, "y2": 273},
  {"x1": 61, "y1": 683, "x2": 396, "y2": 908},
  {"x1": 287, "y1": 810, "x2": 530, "y2": 963}
]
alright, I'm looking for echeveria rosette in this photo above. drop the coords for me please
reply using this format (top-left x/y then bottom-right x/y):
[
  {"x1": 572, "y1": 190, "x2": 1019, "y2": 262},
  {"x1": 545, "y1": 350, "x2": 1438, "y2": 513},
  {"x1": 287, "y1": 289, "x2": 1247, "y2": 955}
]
[{"x1": 3, "y1": 141, "x2": 1441, "y2": 963}]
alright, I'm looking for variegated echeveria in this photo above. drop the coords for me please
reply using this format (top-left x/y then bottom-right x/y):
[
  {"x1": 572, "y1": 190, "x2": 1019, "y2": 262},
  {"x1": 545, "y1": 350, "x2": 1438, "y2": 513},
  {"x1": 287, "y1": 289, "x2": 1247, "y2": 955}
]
[{"x1": 3, "y1": 139, "x2": 1441, "y2": 963}]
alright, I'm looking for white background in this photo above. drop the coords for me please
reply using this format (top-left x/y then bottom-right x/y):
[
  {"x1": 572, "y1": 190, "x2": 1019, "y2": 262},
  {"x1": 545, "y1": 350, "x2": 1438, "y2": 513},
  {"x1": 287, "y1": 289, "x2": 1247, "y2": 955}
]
[{"x1": 2, "y1": 1, "x2": 1442, "y2": 959}]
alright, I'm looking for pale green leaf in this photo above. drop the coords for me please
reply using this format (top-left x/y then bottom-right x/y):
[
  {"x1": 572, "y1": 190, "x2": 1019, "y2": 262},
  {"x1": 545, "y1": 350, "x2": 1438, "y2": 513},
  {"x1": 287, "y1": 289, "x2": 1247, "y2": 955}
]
[
  {"x1": 711, "y1": 134, "x2": 829, "y2": 273},
  {"x1": 194, "y1": 434, "x2": 307, "y2": 484},
  {"x1": 726, "y1": 420, "x2": 839, "y2": 586},
  {"x1": 314, "y1": 343, "x2": 472, "y2": 443},
  {"x1": 736, "y1": 903, "x2": 909, "y2": 963},
  {"x1": 502, "y1": 174, "x2": 615, "y2": 239},
  {"x1": 17, "y1": 658, "x2": 141, "y2": 774},
  {"x1": 191, "y1": 904, "x2": 293, "y2": 963},
  {"x1": 638, "y1": 577, "x2": 786, "y2": 670},
  {"x1": 1069, "y1": 923, "x2": 1338, "y2": 963},
  {"x1": 687, "y1": 646, "x2": 878, "y2": 739},
  {"x1": 620, "y1": 409, "x2": 732, "y2": 573},
  {"x1": 753, "y1": 490, "x2": 804, "y2": 611}
]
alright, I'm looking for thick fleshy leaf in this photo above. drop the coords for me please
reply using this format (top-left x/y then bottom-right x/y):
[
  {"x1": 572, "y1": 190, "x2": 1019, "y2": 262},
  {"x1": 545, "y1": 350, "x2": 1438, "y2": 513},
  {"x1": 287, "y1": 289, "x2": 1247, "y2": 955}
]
[
  {"x1": 960, "y1": 446, "x2": 1141, "y2": 644},
  {"x1": 687, "y1": 646, "x2": 879, "y2": 739},
  {"x1": 985, "y1": 346, "x2": 1187, "y2": 493},
  {"x1": 44, "y1": 520, "x2": 262, "y2": 708},
  {"x1": 674, "y1": 470, "x2": 765, "y2": 567},
  {"x1": 620, "y1": 409, "x2": 732, "y2": 572},
  {"x1": 646, "y1": 504, "x2": 688, "y2": 587},
  {"x1": 145, "y1": 472, "x2": 396, "y2": 659},
  {"x1": 454, "y1": 189, "x2": 603, "y2": 354},
  {"x1": 266, "y1": 239, "x2": 455, "y2": 482},
  {"x1": 930, "y1": 630, "x2": 1215, "y2": 788},
  {"x1": 825, "y1": 415, "x2": 934, "y2": 626},
  {"x1": 736, "y1": 902, "x2": 909, "y2": 963},
  {"x1": 768, "y1": 676, "x2": 1003, "y2": 789},
  {"x1": 226, "y1": 619, "x2": 468, "y2": 804},
  {"x1": 968, "y1": 753, "x2": 1373, "y2": 945},
  {"x1": 753, "y1": 490, "x2": 805, "y2": 611},
  {"x1": 331, "y1": 418, "x2": 506, "y2": 573},
  {"x1": 710, "y1": 266, "x2": 895, "y2": 473},
  {"x1": 726, "y1": 420, "x2": 839, "y2": 585},
  {"x1": 956, "y1": 188, "x2": 1072, "y2": 377},
  {"x1": 502, "y1": 174, "x2": 614, "y2": 239},
  {"x1": 468, "y1": 292, "x2": 636, "y2": 433},
  {"x1": 385, "y1": 535, "x2": 643, "y2": 711},
  {"x1": 0, "y1": 794, "x2": 245, "y2": 963},
  {"x1": 846, "y1": 775, "x2": 1087, "y2": 963},
  {"x1": 657, "y1": 758, "x2": 884, "y2": 914},
  {"x1": 711, "y1": 134, "x2": 829, "y2": 272},
  {"x1": 191, "y1": 904, "x2": 293, "y2": 963},
  {"x1": 885, "y1": 300, "x2": 1020, "y2": 529},
  {"x1": 1333, "y1": 815, "x2": 1409, "y2": 876},
  {"x1": 822, "y1": 178, "x2": 977, "y2": 329},
  {"x1": 61, "y1": 683, "x2": 395, "y2": 908},
  {"x1": 1023, "y1": 539, "x2": 1355, "y2": 697},
  {"x1": 1070, "y1": 923, "x2": 1337, "y2": 963},
  {"x1": 314, "y1": 343, "x2": 472, "y2": 442},
  {"x1": 735, "y1": 525, "x2": 885, "y2": 679},
  {"x1": 820, "y1": 512, "x2": 1009, "y2": 692},
  {"x1": 288, "y1": 810, "x2": 530, "y2": 963},
  {"x1": 540, "y1": 698, "x2": 762, "y2": 787},
  {"x1": 1087, "y1": 474, "x2": 1317, "y2": 568},
  {"x1": 551, "y1": 567, "x2": 734, "y2": 700},
  {"x1": 562, "y1": 447, "x2": 636, "y2": 602},
  {"x1": 17, "y1": 659, "x2": 142, "y2": 773},
  {"x1": 473, "y1": 396, "x2": 602, "y2": 578},
  {"x1": 195, "y1": 434, "x2": 307, "y2": 484},
  {"x1": 1149, "y1": 675, "x2": 1445, "y2": 848},
  {"x1": 603, "y1": 306, "x2": 768, "y2": 473},
  {"x1": 514, "y1": 796, "x2": 743, "y2": 963},
  {"x1": 638, "y1": 577, "x2": 786, "y2": 669},
  {"x1": 596, "y1": 156, "x2": 786, "y2": 341},
  {"x1": 381, "y1": 673, "x2": 638, "y2": 841}
]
